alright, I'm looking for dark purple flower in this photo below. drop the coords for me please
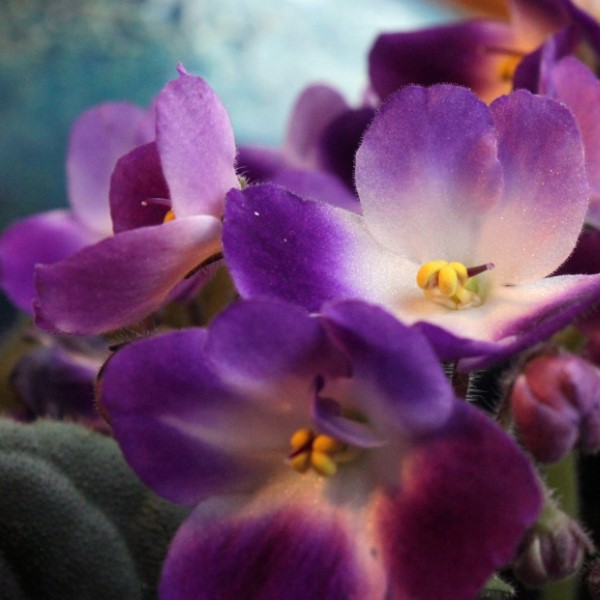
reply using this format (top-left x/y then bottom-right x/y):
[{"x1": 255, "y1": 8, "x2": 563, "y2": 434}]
[
  {"x1": 33, "y1": 65, "x2": 238, "y2": 335},
  {"x1": 0, "y1": 102, "x2": 154, "y2": 312},
  {"x1": 100, "y1": 298, "x2": 542, "y2": 600},
  {"x1": 223, "y1": 84, "x2": 600, "y2": 370}
]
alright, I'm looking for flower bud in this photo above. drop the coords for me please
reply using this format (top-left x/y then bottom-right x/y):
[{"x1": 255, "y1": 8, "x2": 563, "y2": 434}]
[
  {"x1": 510, "y1": 352, "x2": 600, "y2": 463},
  {"x1": 513, "y1": 501, "x2": 594, "y2": 587}
]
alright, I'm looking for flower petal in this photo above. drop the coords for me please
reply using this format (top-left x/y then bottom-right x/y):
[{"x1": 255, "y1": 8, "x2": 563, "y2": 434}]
[
  {"x1": 223, "y1": 184, "x2": 410, "y2": 312},
  {"x1": 478, "y1": 90, "x2": 589, "y2": 284},
  {"x1": 67, "y1": 102, "x2": 154, "y2": 235},
  {"x1": 34, "y1": 217, "x2": 222, "y2": 334},
  {"x1": 368, "y1": 21, "x2": 517, "y2": 104},
  {"x1": 155, "y1": 71, "x2": 239, "y2": 218},
  {"x1": 355, "y1": 84, "x2": 503, "y2": 263},
  {"x1": 378, "y1": 401, "x2": 542, "y2": 600},
  {"x1": 110, "y1": 142, "x2": 171, "y2": 233},
  {"x1": 0, "y1": 210, "x2": 101, "y2": 312},
  {"x1": 236, "y1": 145, "x2": 287, "y2": 183}
]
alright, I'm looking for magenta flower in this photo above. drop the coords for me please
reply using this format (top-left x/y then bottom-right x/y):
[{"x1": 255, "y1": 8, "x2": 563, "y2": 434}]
[
  {"x1": 223, "y1": 84, "x2": 600, "y2": 370},
  {"x1": 0, "y1": 101, "x2": 154, "y2": 312},
  {"x1": 100, "y1": 298, "x2": 541, "y2": 600},
  {"x1": 33, "y1": 66, "x2": 239, "y2": 335}
]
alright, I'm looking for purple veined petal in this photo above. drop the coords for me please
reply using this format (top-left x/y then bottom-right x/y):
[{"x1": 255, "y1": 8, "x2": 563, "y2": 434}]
[
  {"x1": 205, "y1": 298, "x2": 349, "y2": 397},
  {"x1": 0, "y1": 209, "x2": 102, "y2": 313},
  {"x1": 110, "y1": 142, "x2": 171, "y2": 234},
  {"x1": 319, "y1": 301, "x2": 455, "y2": 435},
  {"x1": 100, "y1": 328, "x2": 284, "y2": 505},
  {"x1": 156, "y1": 70, "x2": 239, "y2": 218},
  {"x1": 476, "y1": 90, "x2": 589, "y2": 284},
  {"x1": 542, "y1": 56, "x2": 600, "y2": 227},
  {"x1": 160, "y1": 491, "x2": 387, "y2": 600},
  {"x1": 368, "y1": 20, "x2": 518, "y2": 104},
  {"x1": 377, "y1": 400, "x2": 542, "y2": 600},
  {"x1": 34, "y1": 216, "x2": 222, "y2": 334},
  {"x1": 223, "y1": 184, "x2": 412, "y2": 312},
  {"x1": 271, "y1": 169, "x2": 360, "y2": 213},
  {"x1": 317, "y1": 106, "x2": 375, "y2": 191},
  {"x1": 67, "y1": 102, "x2": 154, "y2": 235},
  {"x1": 283, "y1": 84, "x2": 349, "y2": 168},
  {"x1": 414, "y1": 273, "x2": 600, "y2": 370},
  {"x1": 236, "y1": 145, "x2": 288, "y2": 184},
  {"x1": 355, "y1": 84, "x2": 503, "y2": 264}
]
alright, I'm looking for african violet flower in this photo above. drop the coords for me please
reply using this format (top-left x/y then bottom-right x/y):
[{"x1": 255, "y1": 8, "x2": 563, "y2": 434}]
[
  {"x1": 223, "y1": 84, "x2": 600, "y2": 370},
  {"x1": 238, "y1": 83, "x2": 372, "y2": 211},
  {"x1": 33, "y1": 66, "x2": 239, "y2": 335},
  {"x1": 100, "y1": 298, "x2": 542, "y2": 600},
  {"x1": 0, "y1": 101, "x2": 154, "y2": 313}
]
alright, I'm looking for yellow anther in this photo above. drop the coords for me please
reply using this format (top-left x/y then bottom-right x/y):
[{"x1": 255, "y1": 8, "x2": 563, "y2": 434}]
[
  {"x1": 310, "y1": 451, "x2": 338, "y2": 477},
  {"x1": 497, "y1": 54, "x2": 522, "y2": 82},
  {"x1": 289, "y1": 452, "x2": 311, "y2": 473},
  {"x1": 416, "y1": 260, "x2": 448, "y2": 289},
  {"x1": 312, "y1": 434, "x2": 344, "y2": 454},
  {"x1": 437, "y1": 265, "x2": 459, "y2": 297},
  {"x1": 163, "y1": 209, "x2": 176, "y2": 223},
  {"x1": 290, "y1": 427, "x2": 313, "y2": 450}
]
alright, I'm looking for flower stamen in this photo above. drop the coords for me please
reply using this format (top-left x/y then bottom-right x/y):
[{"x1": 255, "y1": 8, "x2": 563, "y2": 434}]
[
  {"x1": 416, "y1": 260, "x2": 494, "y2": 310},
  {"x1": 287, "y1": 428, "x2": 345, "y2": 477}
]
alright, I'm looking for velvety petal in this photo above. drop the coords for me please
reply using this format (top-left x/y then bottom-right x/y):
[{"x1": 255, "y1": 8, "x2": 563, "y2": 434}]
[
  {"x1": 155, "y1": 70, "x2": 239, "y2": 218},
  {"x1": 236, "y1": 145, "x2": 287, "y2": 183},
  {"x1": 355, "y1": 84, "x2": 503, "y2": 263},
  {"x1": 34, "y1": 217, "x2": 222, "y2": 334},
  {"x1": 320, "y1": 301, "x2": 454, "y2": 435},
  {"x1": 414, "y1": 273, "x2": 600, "y2": 370},
  {"x1": 377, "y1": 400, "x2": 542, "y2": 600},
  {"x1": 477, "y1": 90, "x2": 589, "y2": 284},
  {"x1": 100, "y1": 328, "x2": 278, "y2": 505},
  {"x1": 554, "y1": 227, "x2": 600, "y2": 275},
  {"x1": 284, "y1": 84, "x2": 348, "y2": 167},
  {"x1": 223, "y1": 184, "x2": 411, "y2": 312},
  {"x1": 317, "y1": 107, "x2": 375, "y2": 190},
  {"x1": 67, "y1": 102, "x2": 154, "y2": 235},
  {"x1": 271, "y1": 169, "x2": 360, "y2": 213},
  {"x1": 110, "y1": 142, "x2": 171, "y2": 233},
  {"x1": 161, "y1": 493, "x2": 387, "y2": 600},
  {"x1": 0, "y1": 210, "x2": 101, "y2": 312},
  {"x1": 368, "y1": 21, "x2": 518, "y2": 104},
  {"x1": 542, "y1": 57, "x2": 600, "y2": 227}
]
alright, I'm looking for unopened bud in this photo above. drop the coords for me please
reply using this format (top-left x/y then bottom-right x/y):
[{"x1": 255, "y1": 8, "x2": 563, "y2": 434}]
[
  {"x1": 513, "y1": 500, "x2": 594, "y2": 587},
  {"x1": 510, "y1": 353, "x2": 600, "y2": 463}
]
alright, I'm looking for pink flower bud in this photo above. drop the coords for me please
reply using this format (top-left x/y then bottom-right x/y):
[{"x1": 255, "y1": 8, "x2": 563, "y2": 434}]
[
  {"x1": 513, "y1": 502, "x2": 594, "y2": 588},
  {"x1": 510, "y1": 353, "x2": 600, "y2": 463}
]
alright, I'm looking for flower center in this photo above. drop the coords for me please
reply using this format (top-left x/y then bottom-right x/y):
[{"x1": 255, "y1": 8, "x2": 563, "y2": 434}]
[
  {"x1": 287, "y1": 428, "x2": 347, "y2": 477},
  {"x1": 416, "y1": 260, "x2": 494, "y2": 310},
  {"x1": 163, "y1": 209, "x2": 176, "y2": 223}
]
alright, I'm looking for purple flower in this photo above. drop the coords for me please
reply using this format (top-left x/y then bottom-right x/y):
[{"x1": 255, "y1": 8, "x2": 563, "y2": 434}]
[
  {"x1": 100, "y1": 298, "x2": 541, "y2": 600},
  {"x1": 33, "y1": 66, "x2": 239, "y2": 335},
  {"x1": 0, "y1": 102, "x2": 154, "y2": 312},
  {"x1": 223, "y1": 84, "x2": 600, "y2": 370}
]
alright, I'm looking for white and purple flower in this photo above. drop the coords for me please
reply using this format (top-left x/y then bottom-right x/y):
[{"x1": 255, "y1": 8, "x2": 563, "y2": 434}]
[
  {"x1": 100, "y1": 298, "x2": 542, "y2": 600},
  {"x1": 223, "y1": 84, "x2": 600, "y2": 369}
]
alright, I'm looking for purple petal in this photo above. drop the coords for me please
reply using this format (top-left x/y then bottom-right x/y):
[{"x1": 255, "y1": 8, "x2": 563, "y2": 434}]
[
  {"x1": 368, "y1": 21, "x2": 517, "y2": 104},
  {"x1": 0, "y1": 210, "x2": 101, "y2": 312},
  {"x1": 100, "y1": 329, "x2": 265, "y2": 505},
  {"x1": 156, "y1": 71, "x2": 238, "y2": 218},
  {"x1": 378, "y1": 401, "x2": 542, "y2": 600},
  {"x1": 110, "y1": 142, "x2": 171, "y2": 233},
  {"x1": 223, "y1": 184, "x2": 410, "y2": 311},
  {"x1": 284, "y1": 84, "x2": 348, "y2": 167},
  {"x1": 542, "y1": 56, "x2": 600, "y2": 227},
  {"x1": 271, "y1": 169, "x2": 360, "y2": 213},
  {"x1": 67, "y1": 102, "x2": 154, "y2": 235},
  {"x1": 320, "y1": 301, "x2": 455, "y2": 434},
  {"x1": 236, "y1": 145, "x2": 287, "y2": 183},
  {"x1": 554, "y1": 227, "x2": 600, "y2": 275},
  {"x1": 34, "y1": 216, "x2": 222, "y2": 334},
  {"x1": 477, "y1": 90, "x2": 589, "y2": 284},
  {"x1": 161, "y1": 498, "x2": 385, "y2": 600},
  {"x1": 355, "y1": 84, "x2": 503, "y2": 262}
]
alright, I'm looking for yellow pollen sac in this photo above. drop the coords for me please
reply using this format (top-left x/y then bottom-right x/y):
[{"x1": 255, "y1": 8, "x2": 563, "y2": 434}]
[
  {"x1": 163, "y1": 209, "x2": 176, "y2": 223},
  {"x1": 287, "y1": 428, "x2": 346, "y2": 477},
  {"x1": 416, "y1": 260, "x2": 491, "y2": 310}
]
